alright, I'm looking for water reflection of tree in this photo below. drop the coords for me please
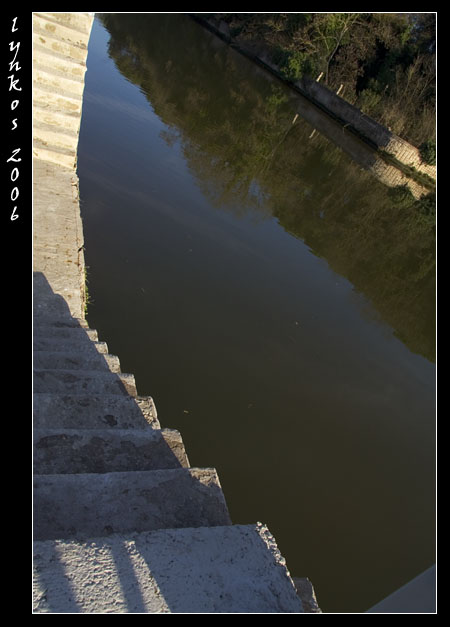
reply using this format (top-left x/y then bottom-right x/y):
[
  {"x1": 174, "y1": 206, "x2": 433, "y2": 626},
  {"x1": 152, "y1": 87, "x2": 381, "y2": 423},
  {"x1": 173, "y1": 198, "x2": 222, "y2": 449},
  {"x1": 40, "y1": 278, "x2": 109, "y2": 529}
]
[{"x1": 100, "y1": 13, "x2": 435, "y2": 362}]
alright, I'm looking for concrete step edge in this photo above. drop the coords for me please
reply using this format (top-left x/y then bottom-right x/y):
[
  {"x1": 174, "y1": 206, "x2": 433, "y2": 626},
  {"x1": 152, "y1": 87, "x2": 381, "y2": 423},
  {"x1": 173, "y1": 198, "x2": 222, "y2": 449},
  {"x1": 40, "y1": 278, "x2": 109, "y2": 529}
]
[
  {"x1": 32, "y1": 31, "x2": 89, "y2": 64},
  {"x1": 33, "y1": 113, "x2": 82, "y2": 137},
  {"x1": 33, "y1": 20, "x2": 90, "y2": 50},
  {"x1": 33, "y1": 326, "x2": 98, "y2": 340},
  {"x1": 33, "y1": 43, "x2": 88, "y2": 72},
  {"x1": 33, "y1": 101, "x2": 82, "y2": 126},
  {"x1": 32, "y1": 524, "x2": 305, "y2": 613},
  {"x1": 33, "y1": 467, "x2": 232, "y2": 540},
  {"x1": 34, "y1": 427, "x2": 190, "y2": 474},
  {"x1": 32, "y1": 139, "x2": 77, "y2": 159},
  {"x1": 33, "y1": 351, "x2": 121, "y2": 373},
  {"x1": 33, "y1": 393, "x2": 160, "y2": 430},
  {"x1": 33, "y1": 369, "x2": 137, "y2": 396},
  {"x1": 34, "y1": 426, "x2": 183, "y2": 440},
  {"x1": 32, "y1": 143, "x2": 77, "y2": 170},
  {"x1": 33, "y1": 339, "x2": 109, "y2": 354},
  {"x1": 33, "y1": 119, "x2": 80, "y2": 140},
  {"x1": 33, "y1": 63, "x2": 86, "y2": 91},
  {"x1": 33, "y1": 315, "x2": 89, "y2": 328},
  {"x1": 33, "y1": 130, "x2": 80, "y2": 154},
  {"x1": 32, "y1": 40, "x2": 87, "y2": 68},
  {"x1": 33, "y1": 81, "x2": 84, "y2": 107},
  {"x1": 33, "y1": 138, "x2": 80, "y2": 158},
  {"x1": 33, "y1": 106, "x2": 81, "y2": 134},
  {"x1": 34, "y1": 12, "x2": 94, "y2": 37}
]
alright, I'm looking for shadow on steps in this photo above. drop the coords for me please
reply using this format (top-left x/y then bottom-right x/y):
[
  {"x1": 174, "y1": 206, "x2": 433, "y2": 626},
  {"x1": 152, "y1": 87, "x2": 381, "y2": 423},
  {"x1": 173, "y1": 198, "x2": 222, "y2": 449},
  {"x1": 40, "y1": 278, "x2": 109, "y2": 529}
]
[
  {"x1": 33, "y1": 271, "x2": 192, "y2": 472},
  {"x1": 33, "y1": 271, "x2": 308, "y2": 613}
]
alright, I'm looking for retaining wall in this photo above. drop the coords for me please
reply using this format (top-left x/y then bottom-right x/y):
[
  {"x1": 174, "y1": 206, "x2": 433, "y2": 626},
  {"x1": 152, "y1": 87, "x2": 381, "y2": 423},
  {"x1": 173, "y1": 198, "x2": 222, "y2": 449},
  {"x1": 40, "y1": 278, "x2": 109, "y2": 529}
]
[
  {"x1": 191, "y1": 15, "x2": 436, "y2": 187},
  {"x1": 296, "y1": 77, "x2": 436, "y2": 180}
]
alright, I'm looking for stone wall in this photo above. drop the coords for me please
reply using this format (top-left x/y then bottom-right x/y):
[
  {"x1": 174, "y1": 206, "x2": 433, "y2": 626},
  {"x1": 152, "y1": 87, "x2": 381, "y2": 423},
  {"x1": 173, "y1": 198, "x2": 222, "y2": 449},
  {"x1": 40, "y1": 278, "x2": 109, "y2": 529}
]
[
  {"x1": 192, "y1": 15, "x2": 436, "y2": 186},
  {"x1": 297, "y1": 77, "x2": 436, "y2": 180},
  {"x1": 33, "y1": 11, "x2": 95, "y2": 318}
]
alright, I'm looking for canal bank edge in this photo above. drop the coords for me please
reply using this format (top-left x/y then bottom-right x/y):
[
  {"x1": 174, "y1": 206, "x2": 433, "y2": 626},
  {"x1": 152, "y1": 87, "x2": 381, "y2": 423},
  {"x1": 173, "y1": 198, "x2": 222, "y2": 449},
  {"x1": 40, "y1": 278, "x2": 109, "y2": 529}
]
[
  {"x1": 189, "y1": 14, "x2": 436, "y2": 191},
  {"x1": 32, "y1": 12, "x2": 318, "y2": 614}
]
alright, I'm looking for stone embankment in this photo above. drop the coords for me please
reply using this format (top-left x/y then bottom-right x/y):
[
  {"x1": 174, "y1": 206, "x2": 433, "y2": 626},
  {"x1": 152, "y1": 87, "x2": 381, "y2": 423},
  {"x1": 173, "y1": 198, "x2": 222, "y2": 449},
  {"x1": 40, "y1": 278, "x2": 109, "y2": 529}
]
[
  {"x1": 32, "y1": 12, "x2": 320, "y2": 614},
  {"x1": 191, "y1": 15, "x2": 436, "y2": 195}
]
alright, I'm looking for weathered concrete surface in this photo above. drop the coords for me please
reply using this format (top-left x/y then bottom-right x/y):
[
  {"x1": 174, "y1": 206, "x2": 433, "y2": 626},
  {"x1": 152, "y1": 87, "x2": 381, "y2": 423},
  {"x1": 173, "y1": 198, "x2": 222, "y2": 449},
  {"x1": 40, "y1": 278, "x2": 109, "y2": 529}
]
[
  {"x1": 32, "y1": 10, "x2": 95, "y2": 317},
  {"x1": 33, "y1": 160, "x2": 86, "y2": 318},
  {"x1": 33, "y1": 524, "x2": 304, "y2": 613},
  {"x1": 33, "y1": 393, "x2": 160, "y2": 430},
  {"x1": 33, "y1": 12, "x2": 92, "y2": 170},
  {"x1": 34, "y1": 350, "x2": 121, "y2": 372},
  {"x1": 34, "y1": 427, "x2": 189, "y2": 473},
  {"x1": 33, "y1": 368, "x2": 138, "y2": 396},
  {"x1": 34, "y1": 325, "x2": 98, "y2": 341},
  {"x1": 34, "y1": 469, "x2": 233, "y2": 540}
]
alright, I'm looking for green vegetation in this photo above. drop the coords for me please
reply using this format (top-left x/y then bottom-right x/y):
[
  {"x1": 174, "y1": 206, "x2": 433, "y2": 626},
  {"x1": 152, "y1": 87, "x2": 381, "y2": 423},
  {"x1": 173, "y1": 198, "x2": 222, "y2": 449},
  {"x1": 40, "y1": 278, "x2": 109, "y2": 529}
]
[
  {"x1": 83, "y1": 265, "x2": 92, "y2": 316},
  {"x1": 419, "y1": 139, "x2": 436, "y2": 165},
  {"x1": 214, "y1": 13, "x2": 436, "y2": 148}
]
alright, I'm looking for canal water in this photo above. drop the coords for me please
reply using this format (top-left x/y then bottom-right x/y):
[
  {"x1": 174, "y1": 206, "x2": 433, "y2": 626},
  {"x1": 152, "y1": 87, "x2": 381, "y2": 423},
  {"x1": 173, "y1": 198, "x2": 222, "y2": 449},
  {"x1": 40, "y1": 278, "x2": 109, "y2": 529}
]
[{"x1": 77, "y1": 14, "x2": 436, "y2": 613}]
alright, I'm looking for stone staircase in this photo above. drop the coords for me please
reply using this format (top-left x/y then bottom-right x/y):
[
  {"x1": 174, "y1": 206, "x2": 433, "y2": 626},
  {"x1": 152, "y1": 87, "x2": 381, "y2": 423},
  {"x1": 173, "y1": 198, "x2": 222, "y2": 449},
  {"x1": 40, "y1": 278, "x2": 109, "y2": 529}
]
[
  {"x1": 33, "y1": 273, "x2": 309, "y2": 613},
  {"x1": 32, "y1": 12, "x2": 93, "y2": 169},
  {"x1": 32, "y1": 12, "x2": 318, "y2": 613}
]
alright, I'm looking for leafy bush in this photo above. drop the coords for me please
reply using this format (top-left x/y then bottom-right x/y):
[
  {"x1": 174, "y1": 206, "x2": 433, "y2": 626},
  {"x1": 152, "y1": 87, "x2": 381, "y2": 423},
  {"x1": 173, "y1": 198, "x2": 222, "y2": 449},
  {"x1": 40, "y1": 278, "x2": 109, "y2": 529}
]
[
  {"x1": 274, "y1": 48, "x2": 315, "y2": 81},
  {"x1": 388, "y1": 184, "x2": 415, "y2": 207},
  {"x1": 414, "y1": 192, "x2": 436, "y2": 225},
  {"x1": 419, "y1": 140, "x2": 436, "y2": 165},
  {"x1": 358, "y1": 88, "x2": 382, "y2": 115}
]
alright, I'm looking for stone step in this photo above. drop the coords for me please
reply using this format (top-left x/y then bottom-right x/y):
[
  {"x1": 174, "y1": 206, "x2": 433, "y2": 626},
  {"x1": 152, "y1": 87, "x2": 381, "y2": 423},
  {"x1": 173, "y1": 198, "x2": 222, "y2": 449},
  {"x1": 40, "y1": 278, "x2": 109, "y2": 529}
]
[
  {"x1": 33, "y1": 14, "x2": 92, "y2": 49},
  {"x1": 33, "y1": 104, "x2": 83, "y2": 134},
  {"x1": 33, "y1": 394, "x2": 160, "y2": 430},
  {"x1": 32, "y1": 138, "x2": 77, "y2": 170},
  {"x1": 33, "y1": 63, "x2": 86, "y2": 97},
  {"x1": 33, "y1": 369, "x2": 137, "y2": 396},
  {"x1": 33, "y1": 317, "x2": 89, "y2": 331},
  {"x1": 32, "y1": 43, "x2": 88, "y2": 79},
  {"x1": 33, "y1": 121, "x2": 81, "y2": 154},
  {"x1": 34, "y1": 351, "x2": 121, "y2": 373},
  {"x1": 32, "y1": 27, "x2": 89, "y2": 62},
  {"x1": 34, "y1": 428, "x2": 190, "y2": 474},
  {"x1": 33, "y1": 313, "x2": 88, "y2": 328},
  {"x1": 32, "y1": 41, "x2": 88, "y2": 78},
  {"x1": 33, "y1": 281, "x2": 87, "y2": 326},
  {"x1": 33, "y1": 82, "x2": 83, "y2": 117},
  {"x1": 34, "y1": 12, "x2": 95, "y2": 36},
  {"x1": 33, "y1": 468, "x2": 232, "y2": 540},
  {"x1": 34, "y1": 337, "x2": 109, "y2": 354},
  {"x1": 32, "y1": 273, "x2": 85, "y2": 317},
  {"x1": 33, "y1": 524, "x2": 304, "y2": 613},
  {"x1": 33, "y1": 326, "x2": 99, "y2": 341}
]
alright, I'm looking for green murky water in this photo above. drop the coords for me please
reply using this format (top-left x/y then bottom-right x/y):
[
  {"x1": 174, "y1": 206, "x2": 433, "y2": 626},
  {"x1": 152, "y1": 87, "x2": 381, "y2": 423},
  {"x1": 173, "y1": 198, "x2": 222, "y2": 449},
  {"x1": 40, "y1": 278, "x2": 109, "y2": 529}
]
[{"x1": 78, "y1": 14, "x2": 435, "y2": 613}]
